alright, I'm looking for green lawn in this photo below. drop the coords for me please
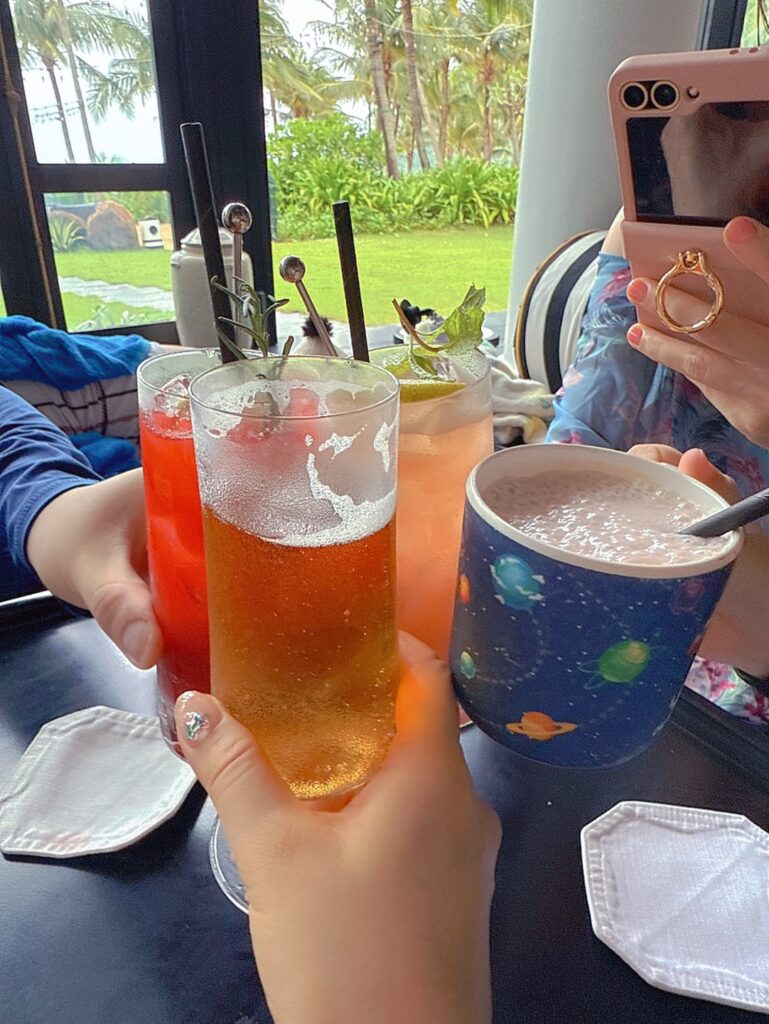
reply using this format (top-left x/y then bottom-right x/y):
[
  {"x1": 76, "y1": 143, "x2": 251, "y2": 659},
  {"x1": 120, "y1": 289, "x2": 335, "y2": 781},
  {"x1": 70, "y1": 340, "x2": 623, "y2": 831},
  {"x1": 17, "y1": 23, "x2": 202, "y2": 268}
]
[
  {"x1": 272, "y1": 225, "x2": 514, "y2": 324},
  {"x1": 56, "y1": 249, "x2": 173, "y2": 290},
  {"x1": 2, "y1": 224, "x2": 514, "y2": 328},
  {"x1": 63, "y1": 296, "x2": 171, "y2": 331}
]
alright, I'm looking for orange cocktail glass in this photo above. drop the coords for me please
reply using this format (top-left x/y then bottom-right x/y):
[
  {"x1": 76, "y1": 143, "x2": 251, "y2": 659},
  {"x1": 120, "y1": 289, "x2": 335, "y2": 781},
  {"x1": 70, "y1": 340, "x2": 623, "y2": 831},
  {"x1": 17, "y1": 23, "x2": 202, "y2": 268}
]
[
  {"x1": 373, "y1": 347, "x2": 493, "y2": 660},
  {"x1": 138, "y1": 348, "x2": 220, "y2": 753},
  {"x1": 189, "y1": 356, "x2": 400, "y2": 799}
]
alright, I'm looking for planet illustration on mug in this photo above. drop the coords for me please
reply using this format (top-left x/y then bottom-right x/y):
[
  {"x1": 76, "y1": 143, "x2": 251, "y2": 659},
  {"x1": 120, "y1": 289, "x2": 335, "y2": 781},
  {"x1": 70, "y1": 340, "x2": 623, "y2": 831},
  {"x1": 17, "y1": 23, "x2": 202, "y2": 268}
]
[
  {"x1": 506, "y1": 711, "x2": 577, "y2": 741},
  {"x1": 450, "y1": 444, "x2": 742, "y2": 768}
]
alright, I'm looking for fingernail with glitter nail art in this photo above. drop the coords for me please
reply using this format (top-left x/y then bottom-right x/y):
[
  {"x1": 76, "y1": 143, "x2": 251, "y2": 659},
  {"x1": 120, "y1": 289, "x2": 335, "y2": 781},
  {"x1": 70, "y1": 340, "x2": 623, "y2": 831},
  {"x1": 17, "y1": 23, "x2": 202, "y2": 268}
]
[{"x1": 174, "y1": 692, "x2": 222, "y2": 745}]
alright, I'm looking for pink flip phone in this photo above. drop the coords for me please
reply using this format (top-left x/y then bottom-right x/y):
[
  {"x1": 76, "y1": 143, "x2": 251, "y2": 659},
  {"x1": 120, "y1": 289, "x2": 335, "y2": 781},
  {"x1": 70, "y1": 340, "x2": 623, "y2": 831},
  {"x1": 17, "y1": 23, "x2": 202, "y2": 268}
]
[{"x1": 609, "y1": 46, "x2": 769, "y2": 334}]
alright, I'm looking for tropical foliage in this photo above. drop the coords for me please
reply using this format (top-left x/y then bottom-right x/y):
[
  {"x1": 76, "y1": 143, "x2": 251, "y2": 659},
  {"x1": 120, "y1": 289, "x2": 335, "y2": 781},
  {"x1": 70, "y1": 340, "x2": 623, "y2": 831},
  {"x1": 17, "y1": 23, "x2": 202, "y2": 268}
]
[
  {"x1": 304, "y1": 0, "x2": 533, "y2": 170},
  {"x1": 12, "y1": 0, "x2": 151, "y2": 162},
  {"x1": 267, "y1": 0, "x2": 531, "y2": 238},
  {"x1": 270, "y1": 115, "x2": 518, "y2": 239},
  {"x1": 48, "y1": 210, "x2": 86, "y2": 252},
  {"x1": 741, "y1": 0, "x2": 769, "y2": 45},
  {"x1": 13, "y1": 0, "x2": 532, "y2": 241}
]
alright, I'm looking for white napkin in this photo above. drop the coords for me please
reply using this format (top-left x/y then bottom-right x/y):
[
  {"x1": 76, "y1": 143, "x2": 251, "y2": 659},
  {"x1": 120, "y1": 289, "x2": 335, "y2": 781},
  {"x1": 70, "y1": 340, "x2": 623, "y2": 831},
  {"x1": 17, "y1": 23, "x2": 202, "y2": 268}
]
[
  {"x1": 484, "y1": 347, "x2": 554, "y2": 446},
  {"x1": 581, "y1": 801, "x2": 769, "y2": 1013},
  {"x1": 0, "y1": 706, "x2": 196, "y2": 857}
]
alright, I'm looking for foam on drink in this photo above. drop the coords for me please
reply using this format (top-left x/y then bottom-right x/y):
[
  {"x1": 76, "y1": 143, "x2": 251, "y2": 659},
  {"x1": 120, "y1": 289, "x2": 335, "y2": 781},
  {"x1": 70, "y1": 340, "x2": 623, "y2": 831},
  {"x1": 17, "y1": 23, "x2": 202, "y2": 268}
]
[{"x1": 485, "y1": 469, "x2": 731, "y2": 566}]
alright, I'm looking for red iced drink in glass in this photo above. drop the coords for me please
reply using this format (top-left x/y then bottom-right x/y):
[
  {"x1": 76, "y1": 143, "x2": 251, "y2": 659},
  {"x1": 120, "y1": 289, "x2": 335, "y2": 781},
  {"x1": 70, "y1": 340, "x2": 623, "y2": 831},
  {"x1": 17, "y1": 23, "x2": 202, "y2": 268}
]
[{"x1": 138, "y1": 349, "x2": 220, "y2": 752}]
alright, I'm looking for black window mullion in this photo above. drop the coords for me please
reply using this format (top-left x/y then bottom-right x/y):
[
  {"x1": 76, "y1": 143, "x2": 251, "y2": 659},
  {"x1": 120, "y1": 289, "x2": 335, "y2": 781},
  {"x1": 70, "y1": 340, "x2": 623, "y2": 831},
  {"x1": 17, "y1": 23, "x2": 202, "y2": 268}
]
[
  {"x1": 37, "y1": 163, "x2": 170, "y2": 193},
  {"x1": 0, "y1": 0, "x2": 65, "y2": 326},
  {"x1": 146, "y1": 0, "x2": 195, "y2": 250},
  {"x1": 698, "y1": 0, "x2": 749, "y2": 49},
  {"x1": 154, "y1": 0, "x2": 274, "y2": 321}
]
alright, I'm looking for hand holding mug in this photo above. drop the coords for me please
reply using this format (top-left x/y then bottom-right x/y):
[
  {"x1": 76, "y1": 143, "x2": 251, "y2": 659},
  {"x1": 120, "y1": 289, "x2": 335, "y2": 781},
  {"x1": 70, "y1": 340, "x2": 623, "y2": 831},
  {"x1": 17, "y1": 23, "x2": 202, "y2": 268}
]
[{"x1": 630, "y1": 444, "x2": 769, "y2": 677}]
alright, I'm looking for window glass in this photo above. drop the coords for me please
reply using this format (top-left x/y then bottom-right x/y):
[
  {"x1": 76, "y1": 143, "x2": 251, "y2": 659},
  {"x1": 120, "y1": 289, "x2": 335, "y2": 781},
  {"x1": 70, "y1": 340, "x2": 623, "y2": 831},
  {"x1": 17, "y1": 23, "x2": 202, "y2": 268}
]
[
  {"x1": 263, "y1": 0, "x2": 532, "y2": 340},
  {"x1": 45, "y1": 189, "x2": 174, "y2": 329},
  {"x1": 10, "y1": 0, "x2": 163, "y2": 164},
  {"x1": 740, "y1": 0, "x2": 769, "y2": 45}
]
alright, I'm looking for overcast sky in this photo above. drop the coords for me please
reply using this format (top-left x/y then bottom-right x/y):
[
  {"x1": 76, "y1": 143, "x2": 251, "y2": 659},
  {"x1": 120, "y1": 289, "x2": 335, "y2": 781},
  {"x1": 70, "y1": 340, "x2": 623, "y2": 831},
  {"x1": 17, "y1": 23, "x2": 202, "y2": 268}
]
[{"x1": 18, "y1": 0, "x2": 331, "y2": 166}]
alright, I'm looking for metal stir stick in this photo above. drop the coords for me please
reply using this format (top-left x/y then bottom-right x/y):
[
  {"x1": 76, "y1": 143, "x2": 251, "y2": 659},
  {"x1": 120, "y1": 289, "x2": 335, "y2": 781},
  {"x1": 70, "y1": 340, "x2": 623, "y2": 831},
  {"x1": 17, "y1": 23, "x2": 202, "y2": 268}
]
[
  {"x1": 221, "y1": 202, "x2": 252, "y2": 349},
  {"x1": 279, "y1": 255, "x2": 337, "y2": 356}
]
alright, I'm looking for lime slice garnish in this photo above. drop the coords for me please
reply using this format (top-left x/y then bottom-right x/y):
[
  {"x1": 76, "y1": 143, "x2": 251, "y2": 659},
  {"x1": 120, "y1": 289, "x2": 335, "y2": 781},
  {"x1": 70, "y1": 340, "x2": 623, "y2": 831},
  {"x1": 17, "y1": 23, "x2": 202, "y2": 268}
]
[
  {"x1": 399, "y1": 378, "x2": 466, "y2": 403},
  {"x1": 373, "y1": 350, "x2": 414, "y2": 379}
]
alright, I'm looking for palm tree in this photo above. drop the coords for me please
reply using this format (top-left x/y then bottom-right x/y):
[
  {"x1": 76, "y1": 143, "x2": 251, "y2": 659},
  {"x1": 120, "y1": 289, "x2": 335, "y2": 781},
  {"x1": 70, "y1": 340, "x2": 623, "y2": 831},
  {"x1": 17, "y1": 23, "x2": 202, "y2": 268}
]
[
  {"x1": 77, "y1": 9, "x2": 155, "y2": 123},
  {"x1": 457, "y1": 0, "x2": 531, "y2": 163},
  {"x1": 313, "y1": 0, "x2": 401, "y2": 176},
  {"x1": 12, "y1": 0, "x2": 150, "y2": 162},
  {"x1": 13, "y1": 0, "x2": 75, "y2": 159},
  {"x1": 363, "y1": 0, "x2": 399, "y2": 177},
  {"x1": 260, "y1": 2, "x2": 352, "y2": 128},
  {"x1": 412, "y1": 0, "x2": 465, "y2": 164},
  {"x1": 400, "y1": 0, "x2": 430, "y2": 169}
]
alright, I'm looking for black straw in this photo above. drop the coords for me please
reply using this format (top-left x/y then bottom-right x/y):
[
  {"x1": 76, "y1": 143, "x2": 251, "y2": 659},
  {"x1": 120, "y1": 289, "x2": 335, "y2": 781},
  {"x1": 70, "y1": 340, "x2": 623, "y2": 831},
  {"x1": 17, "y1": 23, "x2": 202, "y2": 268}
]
[
  {"x1": 681, "y1": 485, "x2": 769, "y2": 537},
  {"x1": 333, "y1": 201, "x2": 369, "y2": 362},
  {"x1": 180, "y1": 122, "x2": 238, "y2": 364}
]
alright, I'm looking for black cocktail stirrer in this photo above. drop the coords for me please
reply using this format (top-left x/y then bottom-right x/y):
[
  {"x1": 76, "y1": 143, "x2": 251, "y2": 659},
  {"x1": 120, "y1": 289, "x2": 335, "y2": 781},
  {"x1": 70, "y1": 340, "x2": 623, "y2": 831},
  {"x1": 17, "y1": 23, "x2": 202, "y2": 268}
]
[
  {"x1": 680, "y1": 485, "x2": 769, "y2": 537},
  {"x1": 333, "y1": 200, "x2": 370, "y2": 362},
  {"x1": 180, "y1": 122, "x2": 238, "y2": 364}
]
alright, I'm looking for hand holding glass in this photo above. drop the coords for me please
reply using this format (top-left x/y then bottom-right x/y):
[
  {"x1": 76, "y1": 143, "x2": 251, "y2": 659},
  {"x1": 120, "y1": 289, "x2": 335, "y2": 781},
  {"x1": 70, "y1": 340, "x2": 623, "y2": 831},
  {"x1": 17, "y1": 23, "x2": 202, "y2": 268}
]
[{"x1": 189, "y1": 357, "x2": 400, "y2": 799}]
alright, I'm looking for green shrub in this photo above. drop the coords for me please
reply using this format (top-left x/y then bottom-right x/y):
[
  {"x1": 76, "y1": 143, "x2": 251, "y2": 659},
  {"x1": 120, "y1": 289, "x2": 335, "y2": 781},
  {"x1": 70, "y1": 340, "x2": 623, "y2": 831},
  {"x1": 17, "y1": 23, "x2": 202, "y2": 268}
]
[
  {"x1": 275, "y1": 208, "x2": 336, "y2": 241},
  {"x1": 270, "y1": 114, "x2": 519, "y2": 241},
  {"x1": 105, "y1": 191, "x2": 171, "y2": 223},
  {"x1": 408, "y1": 160, "x2": 519, "y2": 230},
  {"x1": 49, "y1": 211, "x2": 87, "y2": 253},
  {"x1": 270, "y1": 114, "x2": 385, "y2": 177}
]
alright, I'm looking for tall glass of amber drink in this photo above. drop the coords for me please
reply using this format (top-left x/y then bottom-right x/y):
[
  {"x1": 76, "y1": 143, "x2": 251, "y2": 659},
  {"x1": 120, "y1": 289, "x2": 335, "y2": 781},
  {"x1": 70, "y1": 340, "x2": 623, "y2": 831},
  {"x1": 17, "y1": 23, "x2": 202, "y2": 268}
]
[
  {"x1": 372, "y1": 347, "x2": 493, "y2": 660},
  {"x1": 138, "y1": 348, "x2": 221, "y2": 753},
  {"x1": 189, "y1": 357, "x2": 400, "y2": 799}
]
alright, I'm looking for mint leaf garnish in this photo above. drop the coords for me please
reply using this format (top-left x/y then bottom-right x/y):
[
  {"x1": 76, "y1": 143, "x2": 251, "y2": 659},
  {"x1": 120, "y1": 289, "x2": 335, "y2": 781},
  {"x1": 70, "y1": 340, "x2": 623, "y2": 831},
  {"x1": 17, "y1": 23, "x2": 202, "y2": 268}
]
[{"x1": 438, "y1": 284, "x2": 486, "y2": 357}]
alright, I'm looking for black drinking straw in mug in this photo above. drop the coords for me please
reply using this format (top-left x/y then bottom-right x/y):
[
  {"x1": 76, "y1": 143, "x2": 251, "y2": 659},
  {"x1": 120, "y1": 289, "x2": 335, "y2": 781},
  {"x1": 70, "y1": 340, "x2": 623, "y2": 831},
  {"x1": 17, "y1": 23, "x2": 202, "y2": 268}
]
[
  {"x1": 333, "y1": 201, "x2": 370, "y2": 363},
  {"x1": 180, "y1": 122, "x2": 238, "y2": 364},
  {"x1": 681, "y1": 485, "x2": 769, "y2": 538}
]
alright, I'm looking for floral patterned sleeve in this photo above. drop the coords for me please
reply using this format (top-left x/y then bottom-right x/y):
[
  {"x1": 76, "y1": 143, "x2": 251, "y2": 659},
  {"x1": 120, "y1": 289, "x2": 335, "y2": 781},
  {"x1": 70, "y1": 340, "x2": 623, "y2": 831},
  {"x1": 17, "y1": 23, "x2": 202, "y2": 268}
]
[{"x1": 546, "y1": 253, "x2": 670, "y2": 450}]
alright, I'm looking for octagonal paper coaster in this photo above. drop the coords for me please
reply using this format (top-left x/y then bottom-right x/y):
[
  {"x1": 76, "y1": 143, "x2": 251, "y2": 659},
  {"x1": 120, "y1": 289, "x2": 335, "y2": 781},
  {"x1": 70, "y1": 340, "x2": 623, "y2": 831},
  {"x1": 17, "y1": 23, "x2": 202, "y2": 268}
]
[
  {"x1": 581, "y1": 800, "x2": 769, "y2": 1013},
  {"x1": 0, "y1": 706, "x2": 196, "y2": 857}
]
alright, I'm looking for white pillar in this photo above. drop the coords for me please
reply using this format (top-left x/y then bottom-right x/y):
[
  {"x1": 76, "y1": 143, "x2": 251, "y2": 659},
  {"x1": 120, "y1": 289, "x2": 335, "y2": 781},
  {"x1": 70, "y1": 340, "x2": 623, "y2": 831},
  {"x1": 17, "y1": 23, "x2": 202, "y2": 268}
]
[{"x1": 504, "y1": 0, "x2": 705, "y2": 362}]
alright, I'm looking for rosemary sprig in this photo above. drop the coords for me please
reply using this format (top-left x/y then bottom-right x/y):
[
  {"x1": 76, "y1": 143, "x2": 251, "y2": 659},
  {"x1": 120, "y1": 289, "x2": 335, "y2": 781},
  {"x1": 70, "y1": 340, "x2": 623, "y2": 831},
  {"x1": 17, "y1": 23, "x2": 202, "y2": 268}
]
[{"x1": 211, "y1": 276, "x2": 294, "y2": 358}]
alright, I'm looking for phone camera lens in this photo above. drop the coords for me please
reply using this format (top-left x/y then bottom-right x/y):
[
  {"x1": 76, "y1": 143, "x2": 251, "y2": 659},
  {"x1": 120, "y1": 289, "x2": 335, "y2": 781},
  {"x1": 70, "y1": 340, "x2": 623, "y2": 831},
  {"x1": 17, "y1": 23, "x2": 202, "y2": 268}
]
[
  {"x1": 651, "y1": 81, "x2": 678, "y2": 109},
  {"x1": 621, "y1": 83, "x2": 647, "y2": 110}
]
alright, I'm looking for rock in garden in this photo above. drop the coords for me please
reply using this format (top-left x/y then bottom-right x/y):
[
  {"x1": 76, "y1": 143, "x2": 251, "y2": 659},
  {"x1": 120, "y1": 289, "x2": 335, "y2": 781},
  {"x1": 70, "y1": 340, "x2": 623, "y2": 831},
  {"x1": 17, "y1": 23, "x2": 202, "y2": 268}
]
[{"x1": 87, "y1": 201, "x2": 140, "y2": 251}]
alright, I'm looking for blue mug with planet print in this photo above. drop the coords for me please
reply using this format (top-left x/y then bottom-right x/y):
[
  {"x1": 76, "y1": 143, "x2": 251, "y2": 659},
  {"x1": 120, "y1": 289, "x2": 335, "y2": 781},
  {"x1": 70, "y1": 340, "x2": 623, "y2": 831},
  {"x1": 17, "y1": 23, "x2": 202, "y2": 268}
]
[{"x1": 450, "y1": 444, "x2": 742, "y2": 768}]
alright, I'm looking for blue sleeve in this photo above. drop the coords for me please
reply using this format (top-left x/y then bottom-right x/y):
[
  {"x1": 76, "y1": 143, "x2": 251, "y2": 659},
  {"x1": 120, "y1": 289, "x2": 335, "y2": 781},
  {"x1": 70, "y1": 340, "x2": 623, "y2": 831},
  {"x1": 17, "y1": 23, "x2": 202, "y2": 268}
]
[
  {"x1": 0, "y1": 316, "x2": 152, "y2": 389},
  {"x1": 0, "y1": 387, "x2": 100, "y2": 598},
  {"x1": 546, "y1": 253, "x2": 671, "y2": 450}
]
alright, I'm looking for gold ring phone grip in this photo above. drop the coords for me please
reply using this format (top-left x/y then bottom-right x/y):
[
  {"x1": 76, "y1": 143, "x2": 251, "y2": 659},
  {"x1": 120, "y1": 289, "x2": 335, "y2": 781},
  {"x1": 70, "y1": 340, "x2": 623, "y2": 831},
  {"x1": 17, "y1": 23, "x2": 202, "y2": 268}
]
[{"x1": 655, "y1": 250, "x2": 724, "y2": 335}]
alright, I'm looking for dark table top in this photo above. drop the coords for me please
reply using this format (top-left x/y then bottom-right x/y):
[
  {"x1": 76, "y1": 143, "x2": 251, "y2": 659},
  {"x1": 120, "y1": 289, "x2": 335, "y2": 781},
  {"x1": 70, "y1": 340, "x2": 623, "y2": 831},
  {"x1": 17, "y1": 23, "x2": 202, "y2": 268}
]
[{"x1": 1, "y1": 595, "x2": 768, "y2": 1024}]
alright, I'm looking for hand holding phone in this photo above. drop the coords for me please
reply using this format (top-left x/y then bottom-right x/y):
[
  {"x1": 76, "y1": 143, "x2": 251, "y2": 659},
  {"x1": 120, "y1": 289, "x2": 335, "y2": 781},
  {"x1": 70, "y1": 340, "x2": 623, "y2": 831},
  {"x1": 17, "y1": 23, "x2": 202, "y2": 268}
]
[{"x1": 609, "y1": 47, "x2": 769, "y2": 333}]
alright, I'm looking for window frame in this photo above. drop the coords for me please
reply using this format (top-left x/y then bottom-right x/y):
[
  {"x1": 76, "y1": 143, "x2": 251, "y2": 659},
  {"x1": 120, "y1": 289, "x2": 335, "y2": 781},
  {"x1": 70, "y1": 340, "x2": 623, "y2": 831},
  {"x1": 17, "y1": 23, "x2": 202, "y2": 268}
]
[
  {"x1": 698, "y1": 0, "x2": 750, "y2": 48},
  {"x1": 0, "y1": 0, "x2": 274, "y2": 343}
]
